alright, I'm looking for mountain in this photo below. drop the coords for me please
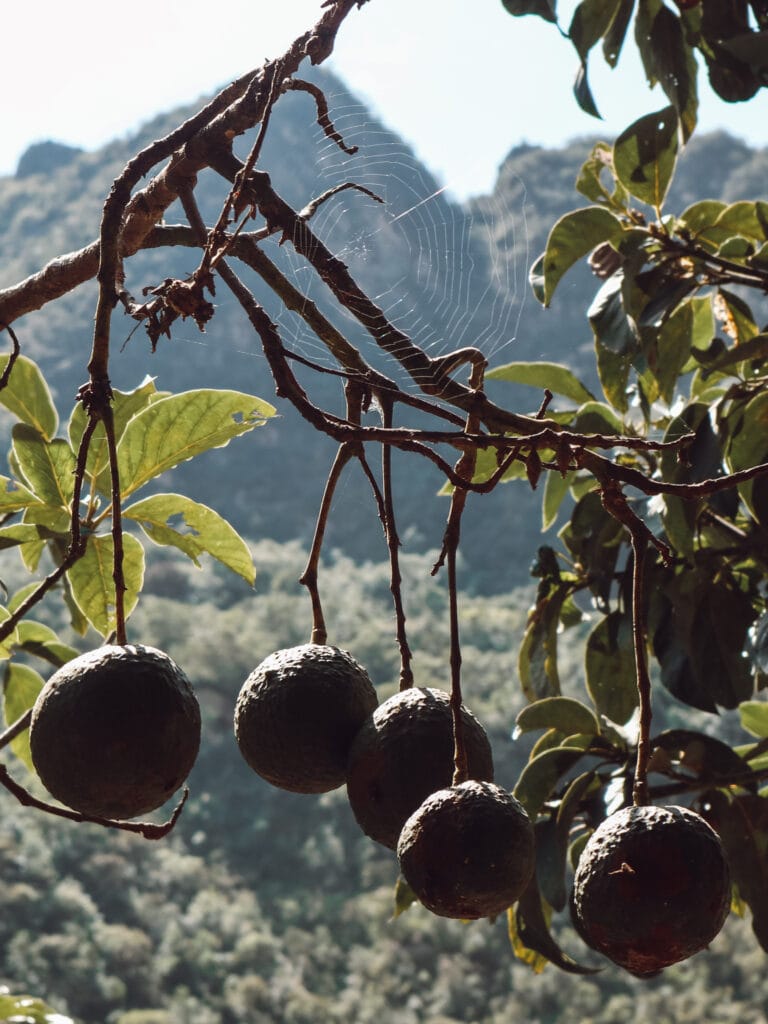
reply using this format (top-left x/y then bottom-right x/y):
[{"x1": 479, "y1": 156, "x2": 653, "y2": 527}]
[{"x1": 1, "y1": 73, "x2": 767, "y2": 593}]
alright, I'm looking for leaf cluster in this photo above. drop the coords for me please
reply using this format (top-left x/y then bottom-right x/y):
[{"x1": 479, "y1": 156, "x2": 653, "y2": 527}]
[
  {"x1": 493, "y1": 0, "x2": 768, "y2": 971},
  {"x1": 0, "y1": 359, "x2": 272, "y2": 770},
  {"x1": 504, "y1": 0, "x2": 768, "y2": 120}
]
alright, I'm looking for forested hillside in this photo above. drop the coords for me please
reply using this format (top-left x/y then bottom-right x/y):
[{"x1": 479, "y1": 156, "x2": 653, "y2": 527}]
[
  {"x1": 1, "y1": 541, "x2": 764, "y2": 1024},
  {"x1": 2, "y1": 64, "x2": 768, "y2": 1024}
]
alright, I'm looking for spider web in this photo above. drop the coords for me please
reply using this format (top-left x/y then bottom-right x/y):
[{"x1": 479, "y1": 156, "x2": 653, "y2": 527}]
[{"x1": 255, "y1": 75, "x2": 531, "y2": 391}]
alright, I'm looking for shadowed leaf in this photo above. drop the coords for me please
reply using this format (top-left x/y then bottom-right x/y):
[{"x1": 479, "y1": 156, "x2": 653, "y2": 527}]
[{"x1": 613, "y1": 106, "x2": 678, "y2": 208}]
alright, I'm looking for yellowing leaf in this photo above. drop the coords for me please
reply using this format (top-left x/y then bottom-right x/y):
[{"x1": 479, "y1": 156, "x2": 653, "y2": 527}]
[
  {"x1": 104, "y1": 389, "x2": 276, "y2": 498},
  {"x1": 0, "y1": 475, "x2": 43, "y2": 514},
  {"x1": 3, "y1": 661, "x2": 45, "y2": 771},
  {"x1": 0, "y1": 354, "x2": 58, "y2": 439},
  {"x1": 66, "y1": 533, "x2": 145, "y2": 638},
  {"x1": 124, "y1": 493, "x2": 255, "y2": 584},
  {"x1": 11, "y1": 425, "x2": 75, "y2": 509},
  {"x1": 68, "y1": 376, "x2": 163, "y2": 485},
  {"x1": 487, "y1": 361, "x2": 595, "y2": 404}
]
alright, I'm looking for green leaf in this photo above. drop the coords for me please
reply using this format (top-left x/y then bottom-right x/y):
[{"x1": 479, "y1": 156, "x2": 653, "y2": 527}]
[
  {"x1": 728, "y1": 391, "x2": 768, "y2": 474},
  {"x1": 528, "y1": 252, "x2": 546, "y2": 304},
  {"x1": 538, "y1": 771, "x2": 598, "y2": 911},
  {"x1": 501, "y1": 0, "x2": 557, "y2": 21},
  {"x1": 3, "y1": 662, "x2": 45, "y2": 771},
  {"x1": 68, "y1": 376, "x2": 163, "y2": 483},
  {"x1": 680, "y1": 199, "x2": 727, "y2": 236},
  {"x1": 11, "y1": 424, "x2": 75, "y2": 510},
  {"x1": 718, "y1": 235, "x2": 755, "y2": 259},
  {"x1": 740, "y1": 701, "x2": 768, "y2": 738},
  {"x1": 652, "y1": 729, "x2": 752, "y2": 786},
  {"x1": 488, "y1": 361, "x2": 595, "y2": 404},
  {"x1": 588, "y1": 273, "x2": 637, "y2": 356},
  {"x1": 15, "y1": 620, "x2": 79, "y2": 669},
  {"x1": 0, "y1": 607, "x2": 19, "y2": 659},
  {"x1": 602, "y1": 0, "x2": 633, "y2": 66},
  {"x1": 8, "y1": 581, "x2": 42, "y2": 613},
  {"x1": 701, "y1": 791, "x2": 768, "y2": 952},
  {"x1": 507, "y1": 898, "x2": 550, "y2": 974},
  {"x1": 106, "y1": 389, "x2": 276, "y2": 499},
  {"x1": 701, "y1": 333, "x2": 768, "y2": 378},
  {"x1": 653, "y1": 574, "x2": 755, "y2": 711},
  {"x1": 716, "y1": 287, "x2": 759, "y2": 344},
  {"x1": 392, "y1": 875, "x2": 417, "y2": 918},
  {"x1": 542, "y1": 469, "x2": 572, "y2": 530},
  {"x1": 613, "y1": 106, "x2": 678, "y2": 209},
  {"x1": 573, "y1": 60, "x2": 601, "y2": 117},
  {"x1": 727, "y1": 390, "x2": 768, "y2": 519},
  {"x1": 519, "y1": 586, "x2": 570, "y2": 701},
  {"x1": 0, "y1": 475, "x2": 43, "y2": 514},
  {"x1": 559, "y1": 492, "x2": 624, "y2": 607},
  {"x1": 633, "y1": 0, "x2": 663, "y2": 86},
  {"x1": 514, "y1": 696, "x2": 599, "y2": 738},
  {"x1": 124, "y1": 493, "x2": 256, "y2": 584},
  {"x1": 541, "y1": 207, "x2": 623, "y2": 305},
  {"x1": 585, "y1": 611, "x2": 638, "y2": 725},
  {"x1": 575, "y1": 141, "x2": 629, "y2": 208},
  {"x1": 571, "y1": 401, "x2": 625, "y2": 435},
  {"x1": 66, "y1": 533, "x2": 145, "y2": 638},
  {"x1": 0, "y1": 523, "x2": 52, "y2": 551},
  {"x1": 649, "y1": 4, "x2": 698, "y2": 140},
  {"x1": 0, "y1": 354, "x2": 58, "y2": 440},
  {"x1": 511, "y1": 876, "x2": 599, "y2": 974},
  {"x1": 720, "y1": 30, "x2": 768, "y2": 70},
  {"x1": 0, "y1": 993, "x2": 73, "y2": 1024},
  {"x1": 714, "y1": 201, "x2": 768, "y2": 243},
  {"x1": 535, "y1": 816, "x2": 568, "y2": 911},
  {"x1": 654, "y1": 299, "x2": 694, "y2": 403},
  {"x1": 514, "y1": 745, "x2": 589, "y2": 818},
  {"x1": 569, "y1": 0, "x2": 623, "y2": 62}
]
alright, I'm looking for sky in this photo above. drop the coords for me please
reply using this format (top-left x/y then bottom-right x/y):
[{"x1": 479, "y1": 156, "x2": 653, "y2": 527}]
[{"x1": 2, "y1": 0, "x2": 767, "y2": 200}]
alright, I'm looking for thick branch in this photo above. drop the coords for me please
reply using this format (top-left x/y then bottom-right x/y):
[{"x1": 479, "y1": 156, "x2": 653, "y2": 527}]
[{"x1": 0, "y1": 1, "x2": 364, "y2": 327}]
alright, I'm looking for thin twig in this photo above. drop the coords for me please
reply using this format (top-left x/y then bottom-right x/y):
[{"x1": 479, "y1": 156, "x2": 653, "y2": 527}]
[
  {"x1": 299, "y1": 384, "x2": 367, "y2": 646},
  {"x1": 378, "y1": 397, "x2": 414, "y2": 690},
  {"x1": 629, "y1": 533, "x2": 651, "y2": 807},
  {"x1": 0, "y1": 709, "x2": 32, "y2": 753},
  {"x1": 300, "y1": 442, "x2": 357, "y2": 646},
  {"x1": 0, "y1": 763, "x2": 188, "y2": 839},
  {"x1": 0, "y1": 323, "x2": 21, "y2": 390},
  {"x1": 287, "y1": 78, "x2": 360, "y2": 154},
  {"x1": 439, "y1": 361, "x2": 485, "y2": 786},
  {"x1": 102, "y1": 403, "x2": 127, "y2": 644},
  {"x1": 299, "y1": 182, "x2": 383, "y2": 220}
]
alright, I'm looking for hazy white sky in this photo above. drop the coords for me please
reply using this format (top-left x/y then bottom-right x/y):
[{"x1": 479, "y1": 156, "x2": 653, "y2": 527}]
[{"x1": 2, "y1": 0, "x2": 766, "y2": 199}]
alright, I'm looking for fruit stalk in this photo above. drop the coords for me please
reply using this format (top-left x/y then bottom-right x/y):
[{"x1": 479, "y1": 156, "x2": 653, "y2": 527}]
[
  {"x1": 379, "y1": 396, "x2": 414, "y2": 690},
  {"x1": 435, "y1": 371, "x2": 484, "y2": 786},
  {"x1": 630, "y1": 532, "x2": 651, "y2": 807},
  {"x1": 103, "y1": 402, "x2": 128, "y2": 645},
  {"x1": 300, "y1": 441, "x2": 357, "y2": 645}
]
